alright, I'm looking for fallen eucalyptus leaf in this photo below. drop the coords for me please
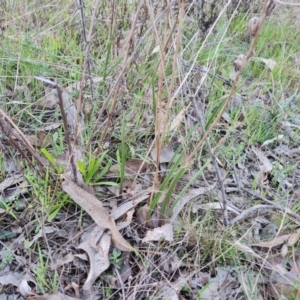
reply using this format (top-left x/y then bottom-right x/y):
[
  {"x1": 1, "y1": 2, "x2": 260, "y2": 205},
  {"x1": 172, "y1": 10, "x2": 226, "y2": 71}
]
[
  {"x1": 78, "y1": 227, "x2": 111, "y2": 290},
  {"x1": 62, "y1": 178, "x2": 133, "y2": 251}
]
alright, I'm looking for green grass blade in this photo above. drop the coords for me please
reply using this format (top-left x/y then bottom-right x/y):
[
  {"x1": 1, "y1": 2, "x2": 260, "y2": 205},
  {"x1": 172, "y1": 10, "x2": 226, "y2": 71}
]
[
  {"x1": 147, "y1": 152, "x2": 185, "y2": 219},
  {"x1": 41, "y1": 148, "x2": 59, "y2": 172}
]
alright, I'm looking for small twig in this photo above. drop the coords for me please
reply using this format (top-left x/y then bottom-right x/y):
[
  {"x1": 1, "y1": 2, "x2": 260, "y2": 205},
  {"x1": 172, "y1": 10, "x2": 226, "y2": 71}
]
[
  {"x1": 228, "y1": 204, "x2": 277, "y2": 226},
  {"x1": 56, "y1": 85, "x2": 77, "y2": 182},
  {"x1": 191, "y1": 96, "x2": 228, "y2": 226},
  {"x1": 77, "y1": 0, "x2": 87, "y2": 46},
  {"x1": 239, "y1": 186, "x2": 300, "y2": 225}
]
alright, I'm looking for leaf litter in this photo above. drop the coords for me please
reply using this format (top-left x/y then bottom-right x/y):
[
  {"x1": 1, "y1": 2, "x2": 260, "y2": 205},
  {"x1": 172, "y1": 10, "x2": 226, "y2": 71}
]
[{"x1": 2, "y1": 2, "x2": 300, "y2": 300}]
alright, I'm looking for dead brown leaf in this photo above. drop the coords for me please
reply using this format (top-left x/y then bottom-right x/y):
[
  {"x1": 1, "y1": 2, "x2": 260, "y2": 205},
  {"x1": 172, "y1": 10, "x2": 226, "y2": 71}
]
[
  {"x1": 110, "y1": 191, "x2": 150, "y2": 220},
  {"x1": 0, "y1": 174, "x2": 26, "y2": 194},
  {"x1": 151, "y1": 146, "x2": 176, "y2": 163},
  {"x1": 287, "y1": 228, "x2": 300, "y2": 246},
  {"x1": 252, "y1": 146, "x2": 273, "y2": 184},
  {"x1": 125, "y1": 159, "x2": 149, "y2": 174},
  {"x1": 137, "y1": 205, "x2": 159, "y2": 228},
  {"x1": 252, "y1": 146, "x2": 272, "y2": 173},
  {"x1": 109, "y1": 159, "x2": 149, "y2": 176},
  {"x1": 142, "y1": 224, "x2": 174, "y2": 242},
  {"x1": 62, "y1": 178, "x2": 133, "y2": 251},
  {"x1": 78, "y1": 227, "x2": 111, "y2": 290}
]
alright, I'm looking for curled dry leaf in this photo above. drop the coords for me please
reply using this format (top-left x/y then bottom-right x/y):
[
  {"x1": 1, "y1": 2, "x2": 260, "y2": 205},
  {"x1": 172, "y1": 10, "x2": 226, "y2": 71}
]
[
  {"x1": 18, "y1": 279, "x2": 32, "y2": 297},
  {"x1": 0, "y1": 174, "x2": 26, "y2": 193},
  {"x1": 53, "y1": 253, "x2": 75, "y2": 268},
  {"x1": 39, "y1": 122, "x2": 61, "y2": 131},
  {"x1": 31, "y1": 87, "x2": 57, "y2": 109},
  {"x1": 142, "y1": 224, "x2": 174, "y2": 242},
  {"x1": 252, "y1": 146, "x2": 272, "y2": 183},
  {"x1": 151, "y1": 146, "x2": 176, "y2": 163},
  {"x1": 62, "y1": 178, "x2": 133, "y2": 251},
  {"x1": 78, "y1": 227, "x2": 111, "y2": 291}
]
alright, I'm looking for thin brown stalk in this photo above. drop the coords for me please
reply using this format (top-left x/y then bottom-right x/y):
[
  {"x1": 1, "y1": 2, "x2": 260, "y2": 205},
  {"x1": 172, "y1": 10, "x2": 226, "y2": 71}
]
[
  {"x1": 56, "y1": 85, "x2": 77, "y2": 182},
  {"x1": 77, "y1": 0, "x2": 99, "y2": 114},
  {"x1": 145, "y1": 0, "x2": 169, "y2": 198},
  {"x1": 183, "y1": 4, "x2": 270, "y2": 167},
  {"x1": 161, "y1": 0, "x2": 185, "y2": 137},
  {"x1": 85, "y1": 1, "x2": 143, "y2": 150}
]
